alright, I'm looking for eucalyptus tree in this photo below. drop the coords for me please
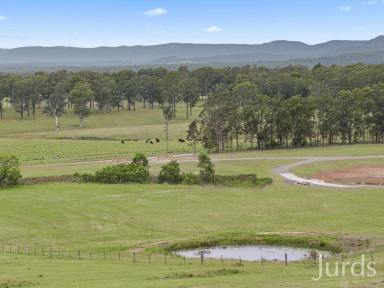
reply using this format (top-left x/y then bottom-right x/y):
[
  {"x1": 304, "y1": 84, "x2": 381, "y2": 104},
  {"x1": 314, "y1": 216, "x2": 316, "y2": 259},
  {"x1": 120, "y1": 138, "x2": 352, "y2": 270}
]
[
  {"x1": 162, "y1": 104, "x2": 174, "y2": 154},
  {"x1": 44, "y1": 81, "x2": 68, "y2": 130},
  {"x1": 180, "y1": 77, "x2": 199, "y2": 118},
  {"x1": 233, "y1": 81, "x2": 258, "y2": 107},
  {"x1": 93, "y1": 74, "x2": 116, "y2": 111},
  {"x1": 367, "y1": 83, "x2": 384, "y2": 142},
  {"x1": 69, "y1": 82, "x2": 94, "y2": 128},
  {"x1": 160, "y1": 72, "x2": 181, "y2": 118},
  {"x1": 113, "y1": 70, "x2": 136, "y2": 110},
  {"x1": 0, "y1": 78, "x2": 7, "y2": 118},
  {"x1": 187, "y1": 120, "x2": 199, "y2": 154},
  {"x1": 284, "y1": 95, "x2": 315, "y2": 147},
  {"x1": 30, "y1": 72, "x2": 49, "y2": 119},
  {"x1": 13, "y1": 77, "x2": 32, "y2": 119},
  {"x1": 199, "y1": 85, "x2": 237, "y2": 152}
]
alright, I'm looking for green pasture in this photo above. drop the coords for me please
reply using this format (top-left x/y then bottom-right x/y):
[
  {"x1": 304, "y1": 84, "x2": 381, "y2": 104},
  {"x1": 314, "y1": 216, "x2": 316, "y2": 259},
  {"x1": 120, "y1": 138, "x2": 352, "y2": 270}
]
[
  {"x1": 1, "y1": 106, "x2": 384, "y2": 287},
  {"x1": 1, "y1": 252, "x2": 383, "y2": 288},
  {"x1": 1, "y1": 177, "x2": 384, "y2": 287}
]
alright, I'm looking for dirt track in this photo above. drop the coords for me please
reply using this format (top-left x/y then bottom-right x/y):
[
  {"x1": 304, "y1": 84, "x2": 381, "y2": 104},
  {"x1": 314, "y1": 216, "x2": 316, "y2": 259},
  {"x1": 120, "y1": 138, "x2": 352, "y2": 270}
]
[
  {"x1": 272, "y1": 156, "x2": 384, "y2": 188},
  {"x1": 313, "y1": 166, "x2": 384, "y2": 185}
]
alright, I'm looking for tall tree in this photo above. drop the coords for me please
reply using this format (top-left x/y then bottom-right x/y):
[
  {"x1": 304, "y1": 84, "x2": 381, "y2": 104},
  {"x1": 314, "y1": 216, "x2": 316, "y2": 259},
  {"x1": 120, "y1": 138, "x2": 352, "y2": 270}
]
[
  {"x1": 162, "y1": 104, "x2": 174, "y2": 154},
  {"x1": 44, "y1": 81, "x2": 68, "y2": 130},
  {"x1": 69, "y1": 82, "x2": 93, "y2": 128},
  {"x1": 180, "y1": 77, "x2": 199, "y2": 118}
]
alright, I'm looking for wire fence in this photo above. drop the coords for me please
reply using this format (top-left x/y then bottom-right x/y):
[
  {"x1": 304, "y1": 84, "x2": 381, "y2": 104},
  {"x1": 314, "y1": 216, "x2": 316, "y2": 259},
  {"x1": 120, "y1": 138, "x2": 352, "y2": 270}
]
[{"x1": 0, "y1": 245, "x2": 355, "y2": 268}]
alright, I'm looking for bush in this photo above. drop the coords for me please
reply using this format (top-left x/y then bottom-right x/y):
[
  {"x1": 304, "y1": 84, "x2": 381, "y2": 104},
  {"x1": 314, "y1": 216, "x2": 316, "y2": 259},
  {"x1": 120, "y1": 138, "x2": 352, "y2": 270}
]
[
  {"x1": 75, "y1": 154, "x2": 150, "y2": 184},
  {"x1": 158, "y1": 160, "x2": 183, "y2": 184},
  {"x1": 94, "y1": 163, "x2": 149, "y2": 184},
  {"x1": 132, "y1": 153, "x2": 149, "y2": 167},
  {"x1": 214, "y1": 174, "x2": 273, "y2": 187},
  {"x1": 0, "y1": 155, "x2": 21, "y2": 187},
  {"x1": 182, "y1": 172, "x2": 200, "y2": 185},
  {"x1": 198, "y1": 152, "x2": 215, "y2": 183},
  {"x1": 73, "y1": 172, "x2": 95, "y2": 182},
  {"x1": 75, "y1": 162, "x2": 149, "y2": 184}
]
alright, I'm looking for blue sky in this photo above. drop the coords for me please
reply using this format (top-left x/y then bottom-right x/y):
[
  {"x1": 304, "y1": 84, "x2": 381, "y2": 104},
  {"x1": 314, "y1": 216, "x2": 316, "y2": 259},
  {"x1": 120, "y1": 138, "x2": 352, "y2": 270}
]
[{"x1": 0, "y1": 0, "x2": 383, "y2": 48}]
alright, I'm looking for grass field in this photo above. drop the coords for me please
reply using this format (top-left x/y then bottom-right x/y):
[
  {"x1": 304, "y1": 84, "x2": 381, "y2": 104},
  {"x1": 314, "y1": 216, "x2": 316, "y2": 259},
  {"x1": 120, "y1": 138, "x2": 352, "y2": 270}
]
[
  {"x1": 1, "y1": 106, "x2": 384, "y2": 287},
  {"x1": 0, "y1": 105, "x2": 200, "y2": 139},
  {"x1": 1, "y1": 177, "x2": 384, "y2": 287}
]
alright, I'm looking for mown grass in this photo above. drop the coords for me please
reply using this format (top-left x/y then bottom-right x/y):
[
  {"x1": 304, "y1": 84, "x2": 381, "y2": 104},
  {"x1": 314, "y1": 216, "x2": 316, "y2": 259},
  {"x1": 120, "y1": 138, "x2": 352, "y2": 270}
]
[
  {"x1": 2, "y1": 105, "x2": 384, "y2": 287},
  {"x1": 0, "y1": 138, "x2": 196, "y2": 164},
  {"x1": 1, "y1": 251, "x2": 382, "y2": 288},
  {"x1": 1, "y1": 180, "x2": 384, "y2": 250},
  {"x1": 2, "y1": 155, "x2": 384, "y2": 286},
  {"x1": 0, "y1": 104, "x2": 200, "y2": 139}
]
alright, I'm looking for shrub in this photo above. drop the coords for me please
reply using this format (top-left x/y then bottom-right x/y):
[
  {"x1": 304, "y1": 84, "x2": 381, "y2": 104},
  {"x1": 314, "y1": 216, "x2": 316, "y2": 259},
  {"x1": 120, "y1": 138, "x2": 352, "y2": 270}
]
[
  {"x1": 75, "y1": 154, "x2": 150, "y2": 184},
  {"x1": 198, "y1": 152, "x2": 215, "y2": 183},
  {"x1": 158, "y1": 160, "x2": 182, "y2": 184},
  {"x1": 73, "y1": 172, "x2": 95, "y2": 182},
  {"x1": 94, "y1": 163, "x2": 149, "y2": 184},
  {"x1": 214, "y1": 174, "x2": 273, "y2": 187},
  {"x1": 182, "y1": 172, "x2": 200, "y2": 185},
  {"x1": 0, "y1": 155, "x2": 21, "y2": 187},
  {"x1": 132, "y1": 153, "x2": 149, "y2": 167}
]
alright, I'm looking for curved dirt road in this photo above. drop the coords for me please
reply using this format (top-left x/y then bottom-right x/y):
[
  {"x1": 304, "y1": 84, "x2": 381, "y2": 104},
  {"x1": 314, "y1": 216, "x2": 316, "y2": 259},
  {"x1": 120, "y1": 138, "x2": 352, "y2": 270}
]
[{"x1": 272, "y1": 155, "x2": 384, "y2": 188}]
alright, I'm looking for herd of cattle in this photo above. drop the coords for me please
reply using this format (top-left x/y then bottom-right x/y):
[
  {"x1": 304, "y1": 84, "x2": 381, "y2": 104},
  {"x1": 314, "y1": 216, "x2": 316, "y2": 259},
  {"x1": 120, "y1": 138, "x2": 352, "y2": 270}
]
[{"x1": 120, "y1": 138, "x2": 186, "y2": 144}]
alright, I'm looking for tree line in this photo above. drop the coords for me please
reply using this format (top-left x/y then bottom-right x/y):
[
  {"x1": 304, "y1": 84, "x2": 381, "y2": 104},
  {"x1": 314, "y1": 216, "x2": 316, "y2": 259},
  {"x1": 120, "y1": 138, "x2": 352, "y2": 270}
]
[
  {"x1": 0, "y1": 67, "x2": 206, "y2": 128},
  {"x1": 193, "y1": 63, "x2": 384, "y2": 152},
  {"x1": 1, "y1": 64, "x2": 384, "y2": 152}
]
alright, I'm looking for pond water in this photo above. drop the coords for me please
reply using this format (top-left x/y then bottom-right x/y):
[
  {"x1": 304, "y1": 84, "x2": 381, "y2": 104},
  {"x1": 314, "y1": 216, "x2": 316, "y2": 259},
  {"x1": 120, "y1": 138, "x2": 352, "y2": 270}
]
[{"x1": 175, "y1": 245, "x2": 331, "y2": 262}]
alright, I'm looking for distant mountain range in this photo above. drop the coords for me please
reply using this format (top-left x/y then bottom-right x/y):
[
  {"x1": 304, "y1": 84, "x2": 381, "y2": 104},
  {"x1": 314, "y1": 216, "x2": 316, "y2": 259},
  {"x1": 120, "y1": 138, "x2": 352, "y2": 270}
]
[{"x1": 1, "y1": 36, "x2": 384, "y2": 72}]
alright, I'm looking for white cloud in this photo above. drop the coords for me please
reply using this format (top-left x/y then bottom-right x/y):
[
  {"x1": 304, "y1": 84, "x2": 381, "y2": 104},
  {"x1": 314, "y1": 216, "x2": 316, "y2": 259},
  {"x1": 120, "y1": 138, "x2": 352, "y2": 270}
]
[
  {"x1": 144, "y1": 8, "x2": 168, "y2": 16},
  {"x1": 339, "y1": 6, "x2": 352, "y2": 11},
  {"x1": 205, "y1": 25, "x2": 223, "y2": 33},
  {"x1": 361, "y1": 0, "x2": 384, "y2": 4},
  {"x1": 0, "y1": 16, "x2": 7, "y2": 22}
]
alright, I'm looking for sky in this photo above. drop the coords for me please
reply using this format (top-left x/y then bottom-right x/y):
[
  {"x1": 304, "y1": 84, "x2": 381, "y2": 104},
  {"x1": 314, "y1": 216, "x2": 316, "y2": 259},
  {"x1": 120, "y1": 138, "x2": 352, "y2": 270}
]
[{"x1": 0, "y1": 0, "x2": 383, "y2": 48}]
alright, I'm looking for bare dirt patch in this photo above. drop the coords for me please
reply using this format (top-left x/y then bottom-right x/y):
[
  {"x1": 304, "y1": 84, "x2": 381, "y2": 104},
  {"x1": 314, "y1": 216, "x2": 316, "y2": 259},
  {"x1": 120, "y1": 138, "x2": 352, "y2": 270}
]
[{"x1": 313, "y1": 166, "x2": 384, "y2": 185}]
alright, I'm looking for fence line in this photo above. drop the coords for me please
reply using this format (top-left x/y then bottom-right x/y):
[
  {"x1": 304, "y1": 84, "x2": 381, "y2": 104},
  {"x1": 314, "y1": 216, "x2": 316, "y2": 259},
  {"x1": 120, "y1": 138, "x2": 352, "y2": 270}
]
[{"x1": 0, "y1": 245, "x2": 339, "y2": 268}]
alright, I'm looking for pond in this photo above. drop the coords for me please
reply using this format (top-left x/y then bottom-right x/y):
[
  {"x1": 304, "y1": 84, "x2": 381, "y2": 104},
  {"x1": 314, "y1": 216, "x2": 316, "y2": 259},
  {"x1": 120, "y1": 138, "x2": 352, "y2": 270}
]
[{"x1": 174, "y1": 245, "x2": 331, "y2": 262}]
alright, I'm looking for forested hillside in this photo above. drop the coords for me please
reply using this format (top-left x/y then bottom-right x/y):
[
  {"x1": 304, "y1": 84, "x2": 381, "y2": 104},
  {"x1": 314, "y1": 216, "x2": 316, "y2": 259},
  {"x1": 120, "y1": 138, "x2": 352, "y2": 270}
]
[{"x1": 0, "y1": 36, "x2": 384, "y2": 71}]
